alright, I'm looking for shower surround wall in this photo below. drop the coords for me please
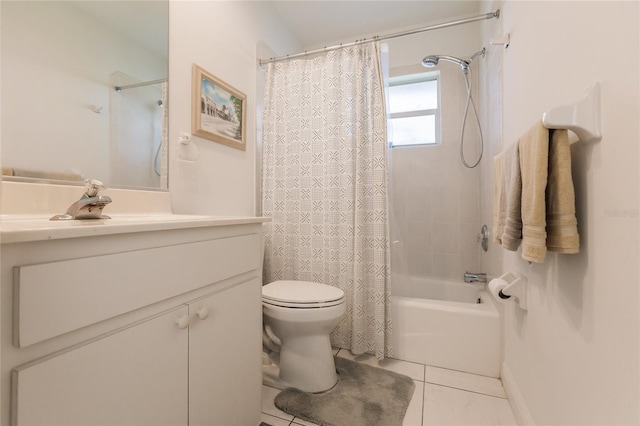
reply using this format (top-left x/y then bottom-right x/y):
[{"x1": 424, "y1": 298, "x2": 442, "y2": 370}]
[
  {"x1": 386, "y1": 23, "x2": 484, "y2": 287},
  {"x1": 389, "y1": 68, "x2": 481, "y2": 284}
]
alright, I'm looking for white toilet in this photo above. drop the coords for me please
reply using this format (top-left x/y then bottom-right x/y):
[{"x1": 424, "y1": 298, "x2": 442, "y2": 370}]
[{"x1": 262, "y1": 280, "x2": 345, "y2": 393}]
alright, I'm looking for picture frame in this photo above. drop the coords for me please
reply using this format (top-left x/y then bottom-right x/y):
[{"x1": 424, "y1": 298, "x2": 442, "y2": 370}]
[{"x1": 192, "y1": 64, "x2": 246, "y2": 151}]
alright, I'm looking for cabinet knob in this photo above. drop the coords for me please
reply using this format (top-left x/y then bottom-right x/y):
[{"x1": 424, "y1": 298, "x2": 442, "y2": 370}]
[
  {"x1": 196, "y1": 307, "x2": 209, "y2": 320},
  {"x1": 176, "y1": 315, "x2": 190, "y2": 329}
]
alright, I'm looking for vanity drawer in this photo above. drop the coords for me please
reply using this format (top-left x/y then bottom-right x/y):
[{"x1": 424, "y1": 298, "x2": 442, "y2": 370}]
[{"x1": 14, "y1": 234, "x2": 261, "y2": 348}]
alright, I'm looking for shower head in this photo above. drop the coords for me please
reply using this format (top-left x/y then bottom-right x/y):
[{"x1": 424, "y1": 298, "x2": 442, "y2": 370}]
[
  {"x1": 421, "y1": 55, "x2": 440, "y2": 68},
  {"x1": 421, "y1": 48, "x2": 487, "y2": 168},
  {"x1": 421, "y1": 48, "x2": 486, "y2": 73},
  {"x1": 421, "y1": 54, "x2": 470, "y2": 70}
]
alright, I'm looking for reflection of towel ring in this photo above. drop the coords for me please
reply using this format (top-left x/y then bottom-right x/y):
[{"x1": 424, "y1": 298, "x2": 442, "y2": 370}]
[
  {"x1": 89, "y1": 105, "x2": 103, "y2": 114},
  {"x1": 179, "y1": 132, "x2": 191, "y2": 144}
]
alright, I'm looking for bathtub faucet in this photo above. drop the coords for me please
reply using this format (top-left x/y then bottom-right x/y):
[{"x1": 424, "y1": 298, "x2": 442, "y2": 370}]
[{"x1": 464, "y1": 272, "x2": 487, "y2": 283}]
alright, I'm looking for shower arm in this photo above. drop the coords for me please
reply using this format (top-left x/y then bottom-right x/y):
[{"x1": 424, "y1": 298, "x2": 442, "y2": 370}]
[
  {"x1": 468, "y1": 48, "x2": 486, "y2": 62},
  {"x1": 432, "y1": 55, "x2": 470, "y2": 68},
  {"x1": 423, "y1": 49, "x2": 485, "y2": 73}
]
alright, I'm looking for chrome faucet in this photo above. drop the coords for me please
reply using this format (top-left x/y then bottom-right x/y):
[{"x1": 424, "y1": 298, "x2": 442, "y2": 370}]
[
  {"x1": 464, "y1": 272, "x2": 487, "y2": 283},
  {"x1": 50, "y1": 179, "x2": 112, "y2": 221}
]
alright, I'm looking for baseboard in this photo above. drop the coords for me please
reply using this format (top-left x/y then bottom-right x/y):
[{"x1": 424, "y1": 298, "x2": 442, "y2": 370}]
[{"x1": 501, "y1": 361, "x2": 535, "y2": 426}]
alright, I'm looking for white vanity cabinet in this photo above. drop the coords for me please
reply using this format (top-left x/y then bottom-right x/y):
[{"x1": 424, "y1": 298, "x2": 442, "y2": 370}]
[
  {"x1": 0, "y1": 217, "x2": 266, "y2": 426},
  {"x1": 188, "y1": 278, "x2": 262, "y2": 426},
  {"x1": 12, "y1": 306, "x2": 190, "y2": 426}
]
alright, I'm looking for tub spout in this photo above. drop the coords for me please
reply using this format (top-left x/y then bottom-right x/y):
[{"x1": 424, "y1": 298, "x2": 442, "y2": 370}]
[{"x1": 464, "y1": 272, "x2": 487, "y2": 283}]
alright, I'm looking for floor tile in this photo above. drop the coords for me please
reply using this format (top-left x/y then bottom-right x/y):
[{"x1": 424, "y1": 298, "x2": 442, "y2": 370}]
[
  {"x1": 403, "y1": 380, "x2": 424, "y2": 426},
  {"x1": 336, "y1": 350, "x2": 425, "y2": 381},
  {"x1": 423, "y1": 383, "x2": 517, "y2": 425},
  {"x1": 262, "y1": 353, "x2": 518, "y2": 426},
  {"x1": 425, "y1": 365, "x2": 506, "y2": 398},
  {"x1": 261, "y1": 412, "x2": 292, "y2": 426},
  {"x1": 261, "y1": 385, "x2": 294, "y2": 422}
]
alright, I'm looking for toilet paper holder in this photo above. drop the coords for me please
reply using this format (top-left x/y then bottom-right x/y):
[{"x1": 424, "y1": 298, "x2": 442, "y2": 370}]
[{"x1": 490, "y1": 272, "x2": 527, "y2": 310}]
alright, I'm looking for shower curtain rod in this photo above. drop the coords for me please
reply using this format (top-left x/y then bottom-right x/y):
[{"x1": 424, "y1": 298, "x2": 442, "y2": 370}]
[
  {"x1": 259, "y1": 9, "x2": 500, "y2": 65},
  {"x1": 114, "y1": 78, "x2": 167, "y2": 92}
]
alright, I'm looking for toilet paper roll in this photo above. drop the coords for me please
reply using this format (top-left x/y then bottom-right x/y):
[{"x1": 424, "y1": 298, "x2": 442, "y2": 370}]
[{"x1": 488, "y1": 278, "x2": 511, "y2": 303}]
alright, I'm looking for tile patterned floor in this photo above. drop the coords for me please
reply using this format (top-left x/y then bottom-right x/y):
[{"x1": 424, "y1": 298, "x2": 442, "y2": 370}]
[{"x1": 261, "y1": 348, "x2": 518, "y2": 426}]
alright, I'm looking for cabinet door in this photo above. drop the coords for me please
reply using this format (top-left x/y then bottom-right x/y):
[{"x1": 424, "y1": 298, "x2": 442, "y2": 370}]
[
  {"x1": 12, "y1": 306, "x2": 189, "y2": 426},
  {"x1": 188, "y1": 278, "x2": 262, "y2": 426}
]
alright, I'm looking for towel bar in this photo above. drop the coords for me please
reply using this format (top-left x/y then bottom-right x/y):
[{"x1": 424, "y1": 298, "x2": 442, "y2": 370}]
[{"x1": 542, "y1": 82, "x2": 602, "y2": 143}]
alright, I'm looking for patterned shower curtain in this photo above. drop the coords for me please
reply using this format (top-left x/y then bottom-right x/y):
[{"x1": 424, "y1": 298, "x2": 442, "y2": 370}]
[{"x1": 262, "y1": 43, "x2": 392, "y2": 359}]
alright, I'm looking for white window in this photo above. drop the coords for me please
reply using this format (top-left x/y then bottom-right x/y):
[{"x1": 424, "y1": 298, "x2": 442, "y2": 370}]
[{"x1": 388, "y1": 71, "x2": 440, "y2": 147}]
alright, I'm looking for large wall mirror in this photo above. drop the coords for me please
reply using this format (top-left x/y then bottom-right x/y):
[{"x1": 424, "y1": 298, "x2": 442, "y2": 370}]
[{"x1": 1, "y1": 1, "x2": 169, "y2": 190}]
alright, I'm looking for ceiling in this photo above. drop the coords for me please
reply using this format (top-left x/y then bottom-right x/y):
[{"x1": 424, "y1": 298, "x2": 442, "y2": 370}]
[{"x1": 271, "y1": 1, "x2": 483, "y2": 49}]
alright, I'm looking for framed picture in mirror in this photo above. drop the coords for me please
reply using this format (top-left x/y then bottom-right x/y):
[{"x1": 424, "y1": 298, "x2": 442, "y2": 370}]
[{"x1": 192, "y1": 64, "x2": 246, "y2": 151}]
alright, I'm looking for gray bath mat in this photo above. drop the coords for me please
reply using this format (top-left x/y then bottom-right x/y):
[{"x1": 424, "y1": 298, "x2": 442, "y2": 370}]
[{"x1": 274, "y1": 356, "x2": 415, "y2": 426}]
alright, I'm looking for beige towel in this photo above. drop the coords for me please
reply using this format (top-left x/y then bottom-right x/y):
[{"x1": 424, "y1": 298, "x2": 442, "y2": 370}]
[
  {"x1": 519, "y1": 121, "x2": 549, "y2": 263},
  {"x1": 493, "y1": 143, "x2": 522, "y2": 250},
  {"x1": 546, "y1": 129, "x2": 579, "y2": 253},
  {"x1": 502, "y1": 143, "x2": 522, "y2": 250}
]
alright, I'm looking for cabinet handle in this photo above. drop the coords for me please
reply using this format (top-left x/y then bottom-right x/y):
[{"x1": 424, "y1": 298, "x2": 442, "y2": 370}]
[
  {"x1": 196, "y1": 307, "x2": 209, "y2": 320},
  {"x1": 176, "y1": 315, "x2": 190, "y2": 329}
]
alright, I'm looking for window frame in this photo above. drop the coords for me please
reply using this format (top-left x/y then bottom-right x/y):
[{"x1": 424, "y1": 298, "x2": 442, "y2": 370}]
[{"x1": 388, "y1": 71, "x2": 441, "y2": 148}]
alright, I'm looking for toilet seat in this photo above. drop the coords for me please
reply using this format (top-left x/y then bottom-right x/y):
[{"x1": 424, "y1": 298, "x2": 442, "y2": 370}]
[{"x1": 262, "y1": 280, "x2": 345, "y2": 308}]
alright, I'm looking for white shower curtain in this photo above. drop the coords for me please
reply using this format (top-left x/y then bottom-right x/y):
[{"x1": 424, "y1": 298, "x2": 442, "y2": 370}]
[{"x1": 262, "y1": 43, "x2": 392, "y2": 358}]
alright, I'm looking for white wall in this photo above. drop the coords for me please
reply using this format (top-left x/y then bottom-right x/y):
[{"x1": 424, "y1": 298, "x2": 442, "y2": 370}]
[
  {"x1": 168, "y1": 1, "x2": 301, "y2": 216},
  {"x1": 480, "y1": 2, "x2": 639, "y2": 424},
  {"x1": 386, "y1": 24, "x2": 486, "y2": 284}
]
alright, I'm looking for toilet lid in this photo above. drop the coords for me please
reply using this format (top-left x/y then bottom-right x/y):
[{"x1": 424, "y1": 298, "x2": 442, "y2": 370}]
[{"x1": 262, "y1": 280, "x2": 344, "y2": 307}]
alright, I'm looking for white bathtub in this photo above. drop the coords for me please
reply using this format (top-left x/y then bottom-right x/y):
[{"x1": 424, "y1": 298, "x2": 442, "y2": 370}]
[{"x1": 391, "y1": 277, "x2": 500, "y2": 377}]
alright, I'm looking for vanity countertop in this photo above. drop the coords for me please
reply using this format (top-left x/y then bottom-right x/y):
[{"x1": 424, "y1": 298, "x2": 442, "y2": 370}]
[{"x1": 0, "y1": 214, "x2": 270, "y2": 244}]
